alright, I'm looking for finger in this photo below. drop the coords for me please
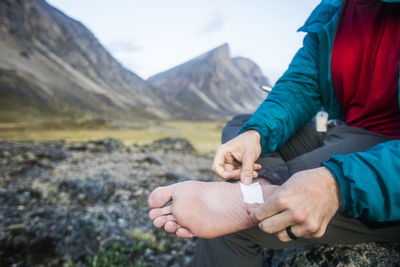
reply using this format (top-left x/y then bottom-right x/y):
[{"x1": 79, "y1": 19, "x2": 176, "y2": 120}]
[
  {"x1": 303, "y1": 225, "x2": 326, "y2": 239},
  {"x1": 275, "y1": 229, "x2": 293, "y2": 242},
  {"x1": 290, "y1": 220, "x2": 321, "y2": 239},
  {"x1": 254, "y1": 163, "x2": 262, "y2": 170},
  {"x1": 240, "y1": 152, "x2": 256, "y2": 184},
  {"x1": 176, "y1": 227, "x2": 194, "y2": 238},
  {"x1": 250, "y1": 194, "x2": 285, "y2": 222},
  {"x1": 224, "y1": 163, "x2": 236, "y2": 171},
  {"x1": 212, "y1": 147, "x2": 228, "y2": 176},
  {"x1": 220, "y1": 169, "x2": 258, "y2": 180},
  {"x1": 148, "y1": 205, "x2": 172, "y2": 220},
  {"x1": 224, "y1": 168, "x2": 241, "y2": 179},
  {"x1": 257, "y1": 210, "x2": 293, "y2": 234},
  {"x1": 226, "y1": 157, "x2": 241, "y2": 168},
  {"x1": 212, "y1": 151, "x2": 241, "y2": 179}
]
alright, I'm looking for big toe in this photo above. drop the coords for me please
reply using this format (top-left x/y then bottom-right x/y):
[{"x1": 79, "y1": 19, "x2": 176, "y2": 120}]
[{"x1": 148, "y1": 185, "x2": 174, "y2": 208}]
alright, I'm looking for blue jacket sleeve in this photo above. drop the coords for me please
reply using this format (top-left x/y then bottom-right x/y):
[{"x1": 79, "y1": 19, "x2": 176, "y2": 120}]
[
  {"x1": 239, "y1": 33, "x2": 321, "y2": 155},
  {"x1": 322, "y1": 140, "x2": 400, "y2": 222}
]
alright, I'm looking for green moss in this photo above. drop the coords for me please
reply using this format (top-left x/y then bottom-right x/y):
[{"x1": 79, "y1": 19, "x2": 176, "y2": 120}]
[
  {"x1": 86, "y1": 242, "x2": 147, "y2": 267},
  {"x1": 124, "y1": 228, "x2": 157, "y2": 248}
]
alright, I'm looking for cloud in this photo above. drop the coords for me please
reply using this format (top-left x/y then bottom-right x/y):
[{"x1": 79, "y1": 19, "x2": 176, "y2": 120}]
[
  {"x1": 106, "y1": 40, "x2": 141, "y2": 53},
  {"x1": 200, "y1": 14, "x2": 225, "y2": 34}
]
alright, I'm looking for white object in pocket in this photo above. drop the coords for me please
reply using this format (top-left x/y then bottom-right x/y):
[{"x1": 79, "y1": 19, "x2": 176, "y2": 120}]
[{"x1": 316, "y1": 111, "x2": 329, "y2": 132}]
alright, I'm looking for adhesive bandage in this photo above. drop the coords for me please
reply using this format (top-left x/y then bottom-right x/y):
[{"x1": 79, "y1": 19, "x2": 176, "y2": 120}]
[{"x1": 239, "y1": 182, "x2": 264, "y2": 204}]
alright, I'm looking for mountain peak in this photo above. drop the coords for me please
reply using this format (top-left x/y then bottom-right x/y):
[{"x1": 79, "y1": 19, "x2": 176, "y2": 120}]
[
  {"x1": 201, "y1": 43, "x2": 230, "y2": 61},
  {"x1": 209, "y1": 43, "x2": 229, "y2": 55},
  {"x1": 148, "y1": 43, "x2": 270, "y2": 119}
]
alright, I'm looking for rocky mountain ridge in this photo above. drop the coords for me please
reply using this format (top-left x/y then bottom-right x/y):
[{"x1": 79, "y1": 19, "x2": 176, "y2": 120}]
[
  {"x1": 0, "y1": 0, "x2": 270, "y2": 122},
  {"x1": 148, "y1": 43, "x2": 270, "y2": 120},
  {"x1": 0, "y1": 0, "x2": 182, "y2": 121}
]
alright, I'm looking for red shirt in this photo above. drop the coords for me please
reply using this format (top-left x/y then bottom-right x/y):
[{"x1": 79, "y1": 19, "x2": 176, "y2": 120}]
[{"x1": 331, "y1": 0, "x2": 400, "y2": 139}]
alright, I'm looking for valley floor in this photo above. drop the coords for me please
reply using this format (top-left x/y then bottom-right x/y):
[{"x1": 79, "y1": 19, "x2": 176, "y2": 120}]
[{"x1": 0, "y1": 120, "x2": 225, "y2": 155}]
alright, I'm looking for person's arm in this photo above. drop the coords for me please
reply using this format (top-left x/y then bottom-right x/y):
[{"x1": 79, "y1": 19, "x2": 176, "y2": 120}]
[
  {"x1": 239, "y1": 32, "x2": 322, "y2": 155},
  {"x1": 323, "y1": 140, "x2": 400, "y2": 223}
]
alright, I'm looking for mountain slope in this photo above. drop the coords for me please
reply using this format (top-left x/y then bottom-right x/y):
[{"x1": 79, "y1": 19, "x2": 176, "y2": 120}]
[
  {"x1": 0, "y1": 0, "x2": 179, "y2": 122},
  {"x1": 148, "y1": 43, "x2": 271, "y2": 120}
]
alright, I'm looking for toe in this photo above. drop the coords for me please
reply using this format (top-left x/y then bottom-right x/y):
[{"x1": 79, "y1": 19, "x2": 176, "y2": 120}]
[
  {"x1": 152, "y1": 214, "x2": 177, "y2": 228},
  {"x1": 149, "y1": 206, "x2": 172, "y2": 220},
  {"x1": 153, "y1": 216, "x2": 167, "y2": 228},
  {"x1": 148, "y1": 185, "x2": 174, "y2": 208},
  {"x1": 165, "y1": 214, "x2": 176, "y2": 221},
  {"x1": 164, "y1": 221, "x2": 178, "y2": 233},
  {"x1": 176, "y1": 227, "x2": 194, "y2": 238}
]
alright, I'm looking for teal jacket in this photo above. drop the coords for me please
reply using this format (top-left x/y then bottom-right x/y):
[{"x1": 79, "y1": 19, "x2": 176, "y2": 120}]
[{"x1": 240, "y1": 0, "x2": 400, "y2": 227}]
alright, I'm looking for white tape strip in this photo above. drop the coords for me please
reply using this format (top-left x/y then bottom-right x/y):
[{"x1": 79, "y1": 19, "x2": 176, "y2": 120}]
[{"x1": 240, "y1": 182, "x2": 264, "y2": 204}]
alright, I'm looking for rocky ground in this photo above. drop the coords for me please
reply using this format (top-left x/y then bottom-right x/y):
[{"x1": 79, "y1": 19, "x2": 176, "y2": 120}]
[{"x1": 0, "y1": 138, "x2": 399, "y2": 266}]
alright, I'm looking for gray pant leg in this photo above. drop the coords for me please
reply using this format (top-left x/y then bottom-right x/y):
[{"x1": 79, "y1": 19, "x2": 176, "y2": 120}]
[
  {"x1": 194, "y1": 217, "x2": 400, "y2": 267},
  {"x1": 225, "y1": 216, "x2": 400, "y2": 251},
  {"x1": 194, "y1": 236, "x2": 264, "y2": 267},
  {"x1": 287, "y1": 124, "x2": 391, "y2": 174}
]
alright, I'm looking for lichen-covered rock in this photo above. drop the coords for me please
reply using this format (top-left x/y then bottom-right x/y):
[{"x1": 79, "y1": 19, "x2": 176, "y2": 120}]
[
  {"x1": 58, "y1": 176, "x2": 116, "y2": 204},
  {"x1": 263, "y1": 242, "x2": 400, "y2": 267},
  {"x1": 0, "y1": 139, "x2": 215, "y2": 266},
  {"x1": 66, "y1": 138, "x2": 124, "y2": 153},
  {"x1": 144, "y1": 137, "x2": 196, "y2": 153},
  {"x1": 0, "y1": 141, "x2": 68, "y2": 177}
]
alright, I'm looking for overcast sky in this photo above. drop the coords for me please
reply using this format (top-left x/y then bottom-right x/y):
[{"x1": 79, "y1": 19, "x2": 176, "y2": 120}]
[{"x1": 47, "y1": 0, "x2": 320, "y2": 84}]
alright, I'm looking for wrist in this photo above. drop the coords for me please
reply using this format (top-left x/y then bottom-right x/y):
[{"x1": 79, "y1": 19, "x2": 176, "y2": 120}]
[
  {"x1": 320, "y1": 166, "x2": 342, "y2": 210},
  {"x1": 246, "y1": 130, "x2": 261, "y2": 145}
]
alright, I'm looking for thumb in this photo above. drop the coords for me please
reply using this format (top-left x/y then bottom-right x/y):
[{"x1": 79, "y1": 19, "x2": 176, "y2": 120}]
[{"x1": 240, "y1": 152, "x2": 255, "y2": 184}]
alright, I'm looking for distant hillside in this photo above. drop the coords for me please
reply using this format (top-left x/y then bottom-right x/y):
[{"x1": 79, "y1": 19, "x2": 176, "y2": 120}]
[
  {"x1": 148, "y1": 43, "x2": 271, "y2": 120},
  {"x1": 0, "y1": 0, "x2": 183, "y2": 122}
]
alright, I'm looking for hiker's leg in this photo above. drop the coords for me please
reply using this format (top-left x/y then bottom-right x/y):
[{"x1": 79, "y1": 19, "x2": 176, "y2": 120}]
[
  {"x1": 286, "y1": 124, "x2": 391, "y2": 175},
  {"x1": 193, "y1": 215, "x2": 400, "y2": 267},
  {"x1": 193, "y1": 124, "x2": 395, "y2": 267}
]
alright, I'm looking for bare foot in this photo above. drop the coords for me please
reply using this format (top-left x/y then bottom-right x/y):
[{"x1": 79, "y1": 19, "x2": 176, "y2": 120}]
[{"x1": 148, "y1": 179, "x2": 277, "y2": 239}]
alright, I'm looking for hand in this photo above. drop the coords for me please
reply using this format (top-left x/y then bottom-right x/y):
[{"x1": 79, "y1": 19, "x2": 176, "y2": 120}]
[
  {"x1": 250, "y1": 167, "x2": 341, "y2": 241},
  {"x1": 212, "y1": 130, "x2": 262, "y2": 184}
]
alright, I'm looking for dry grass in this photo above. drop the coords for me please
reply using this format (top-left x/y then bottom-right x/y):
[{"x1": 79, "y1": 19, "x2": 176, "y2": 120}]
[{"x1": 0, "y1": 120, "x2": 225, "y2": 155}]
